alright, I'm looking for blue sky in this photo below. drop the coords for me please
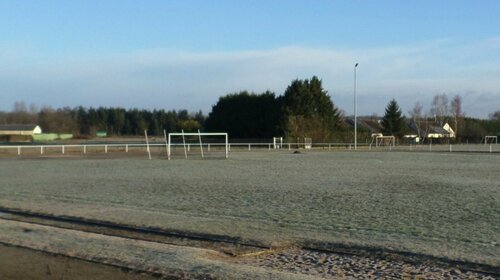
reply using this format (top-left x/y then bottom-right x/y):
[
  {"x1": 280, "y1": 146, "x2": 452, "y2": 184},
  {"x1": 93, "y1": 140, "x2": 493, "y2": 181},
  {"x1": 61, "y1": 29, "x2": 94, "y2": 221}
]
[{"x1": 1, "y1": 0, "x2": 499, "y2": 118}]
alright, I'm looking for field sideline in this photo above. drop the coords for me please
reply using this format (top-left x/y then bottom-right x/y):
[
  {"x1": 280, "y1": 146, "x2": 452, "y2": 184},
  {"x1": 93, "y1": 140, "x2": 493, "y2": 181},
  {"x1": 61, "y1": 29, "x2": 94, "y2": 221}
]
[{"x1": 0, "y1": 151, "x2": 498, "y2": 267}]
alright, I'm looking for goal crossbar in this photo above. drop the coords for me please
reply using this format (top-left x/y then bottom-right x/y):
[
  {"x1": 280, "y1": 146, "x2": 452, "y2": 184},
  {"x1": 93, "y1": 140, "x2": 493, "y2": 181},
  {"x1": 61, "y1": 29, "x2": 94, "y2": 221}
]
[
  {"x1": 167, "y1": 132, "x2": 228, "y2": 160},
  {"x1": 484, "y1": 136, "x2": 498, "y2": 144},
  {"x1": 375, "y1": 136, "x2": 395, "y2": 147}
]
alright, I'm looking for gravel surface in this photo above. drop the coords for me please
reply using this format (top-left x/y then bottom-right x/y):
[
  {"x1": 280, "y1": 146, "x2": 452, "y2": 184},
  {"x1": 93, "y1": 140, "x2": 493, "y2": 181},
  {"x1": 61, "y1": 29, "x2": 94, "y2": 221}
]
[{"x1": 234, "y1": 248, "x2": 498, "y2": 279}]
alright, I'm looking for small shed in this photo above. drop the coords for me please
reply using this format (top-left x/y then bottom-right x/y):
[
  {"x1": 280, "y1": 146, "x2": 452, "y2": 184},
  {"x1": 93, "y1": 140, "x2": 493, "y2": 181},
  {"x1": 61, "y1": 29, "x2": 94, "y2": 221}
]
[{"x1": 0, "y1": 124, "x2": 42, "y2": 142}]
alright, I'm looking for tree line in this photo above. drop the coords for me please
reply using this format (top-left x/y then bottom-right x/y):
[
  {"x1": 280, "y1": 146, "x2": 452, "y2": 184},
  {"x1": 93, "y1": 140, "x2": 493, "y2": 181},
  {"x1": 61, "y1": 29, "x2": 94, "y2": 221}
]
[
  {"x1": 379, "y1": 95, "x2": 500, "y2": 142},
  {"x1": 1, "y1": 76, "x2": 345, "y2": 141},
  {"x1": 0, "y1": 103, "x2": 205, "y2": 137},
  {"x1": 205, "y1": 76, "x2": 343, "y2": 141},
  {"x1": 1, "y1": 76, "x2": 499, "y2": 142}
]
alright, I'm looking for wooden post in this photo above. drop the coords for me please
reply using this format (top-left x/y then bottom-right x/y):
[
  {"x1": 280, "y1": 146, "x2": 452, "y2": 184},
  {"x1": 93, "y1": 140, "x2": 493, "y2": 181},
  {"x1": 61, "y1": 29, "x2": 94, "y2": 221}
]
[
  {"x1": 182, "y1": 129, "x2": 187, "y2": 159},
  {"x1": 164, "y1": 130, "x2": 168, "y2": 153},
  {"x1": 198, "y1": 129, "x2": 204, "y2": 159},
  {"x1": 145, "y1": 130, "x2": 152, "y2": 160}
]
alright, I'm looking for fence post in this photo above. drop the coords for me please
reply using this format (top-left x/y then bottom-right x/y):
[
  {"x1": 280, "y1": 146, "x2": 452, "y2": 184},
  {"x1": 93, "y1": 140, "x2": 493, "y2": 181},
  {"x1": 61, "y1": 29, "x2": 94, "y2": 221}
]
[
  {"x1": 126, "y1": 144, "x2": 128, "y2": 153},
  {"x1": 449, "y1": 144, "x2": 452, "y2": 153},
  {"x1": 268, "y1": 144, "x2": 271, "y2": 150},
  {"x1": 490, "y1": 144, "x2": 492, "y2": 153},
  {"x1": 62, "y1": 145, "x2": 65, "y2": 154},
  {"x1": 84, "y1": 145, "x2": 86, "y2": 154},
  {"x1": 41, "y1": 146, "x2": 43, "y2": 155},
  {"x1": 349, "y1": 144, "x2": 351, "y2": 150},
  {"x1": 105, "y1": 145, "x2": 108, "y2": 153},
  {"x1": 208, "y1": 144, "x2": 211, "y2": 152},
  {"x1": 288, "y1": 143, "x2": 291, "y2": 150},
  {"x1": 429, "y1": 143, "x2": 432, "y2": 152},
  {"x1": 17, "y1": 146, "x2": 21, "y2": 155},
  {"x1": 369, "y1": 144, "x2": 372, "y2": 150},
  {"x1": 248, "y1": 144, "x2": 251, "y2": 151},
  {"x1": 329, "y1": 144, "x2": 331, "y2": 151}
]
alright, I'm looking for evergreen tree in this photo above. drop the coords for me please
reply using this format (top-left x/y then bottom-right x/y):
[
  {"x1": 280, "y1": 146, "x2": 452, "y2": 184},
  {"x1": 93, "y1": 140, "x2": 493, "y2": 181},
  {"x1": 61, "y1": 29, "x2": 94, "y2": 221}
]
[
  {"x1": 205, "y1": 91, "x2": 281, "y2": 138},
  {"x1": 281, "y1": 76, "x2": 342, "y2": 141},
  {"x1": 381, "y1": 99, "x2": 406, "y2": 137}
]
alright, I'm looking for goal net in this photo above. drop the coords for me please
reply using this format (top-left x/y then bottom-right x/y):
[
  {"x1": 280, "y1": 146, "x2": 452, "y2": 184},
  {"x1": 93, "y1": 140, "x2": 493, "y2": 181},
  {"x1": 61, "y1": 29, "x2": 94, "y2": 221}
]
[
  {"x1": 376, "y1": 136, "x2": 395, "y2": 147},
  {"x1": 484, "y1": 136, "x2": 498, "y2": 145},
  {"x1": 167, "y1": 131, "x2": 228, "y2": 160}
]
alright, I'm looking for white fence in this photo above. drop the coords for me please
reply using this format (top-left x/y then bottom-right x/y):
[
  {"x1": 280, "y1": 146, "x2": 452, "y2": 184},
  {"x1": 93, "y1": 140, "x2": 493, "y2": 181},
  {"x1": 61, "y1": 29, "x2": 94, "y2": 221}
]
[{"x1": 0, "y1": 142, "x2": 498, "y2": 157}]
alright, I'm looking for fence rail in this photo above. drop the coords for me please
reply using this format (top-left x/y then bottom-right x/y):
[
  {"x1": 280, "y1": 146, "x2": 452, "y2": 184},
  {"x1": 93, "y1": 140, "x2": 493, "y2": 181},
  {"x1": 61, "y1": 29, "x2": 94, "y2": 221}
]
[{"x1": 0, "y1": 142, "x2": 498, "y2": 157}]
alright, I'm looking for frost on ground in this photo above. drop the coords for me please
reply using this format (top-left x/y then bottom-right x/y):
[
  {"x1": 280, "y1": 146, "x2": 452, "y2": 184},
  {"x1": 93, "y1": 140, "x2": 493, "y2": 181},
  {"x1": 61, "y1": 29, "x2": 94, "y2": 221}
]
[{"x1": 0, "y1": 151, "x2": 498, "y2": 266}]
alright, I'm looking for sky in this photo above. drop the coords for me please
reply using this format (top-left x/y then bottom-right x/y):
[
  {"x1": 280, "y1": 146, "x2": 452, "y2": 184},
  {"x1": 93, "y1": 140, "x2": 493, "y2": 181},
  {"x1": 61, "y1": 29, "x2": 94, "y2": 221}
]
[{"x1": 1, "y1": 0, "x2": 499, "y2": 118}]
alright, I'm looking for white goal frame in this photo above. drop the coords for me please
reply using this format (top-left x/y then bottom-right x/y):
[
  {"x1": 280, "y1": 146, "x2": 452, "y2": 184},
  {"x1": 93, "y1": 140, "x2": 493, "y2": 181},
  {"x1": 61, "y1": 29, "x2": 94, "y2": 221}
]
[
  {"x1": 168, "y1": 132, "x2": 228, "y2": 160},
  {"x1": 376, "y1": 136, "x2": 395, "y2": 147},
  {"x1": 484, "y1": 136, "x2": 498, "y2": 145},
  {"x1": 304, "y1": 137, "x2": 312, "y2": 149},
  {"x1": 273, "y1": 137, "x2": 283, "y2": 149}
]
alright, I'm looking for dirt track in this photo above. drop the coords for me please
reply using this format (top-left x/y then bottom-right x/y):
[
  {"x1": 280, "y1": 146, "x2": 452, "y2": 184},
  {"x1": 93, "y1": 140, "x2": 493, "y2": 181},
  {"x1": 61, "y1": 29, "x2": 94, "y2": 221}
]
[
  {"x1": 0, "y1": 244, "x2": 158, "y2": 280},
  {"x1": 0, "y1": 210, "x2": 498, "y2": 279}
]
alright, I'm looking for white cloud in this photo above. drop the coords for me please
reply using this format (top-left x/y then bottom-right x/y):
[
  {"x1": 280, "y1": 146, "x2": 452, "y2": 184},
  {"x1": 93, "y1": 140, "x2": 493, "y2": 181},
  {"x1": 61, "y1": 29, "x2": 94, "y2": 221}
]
[{"x1": 1, "y1": 38, "x2": 499, "y2": 118}]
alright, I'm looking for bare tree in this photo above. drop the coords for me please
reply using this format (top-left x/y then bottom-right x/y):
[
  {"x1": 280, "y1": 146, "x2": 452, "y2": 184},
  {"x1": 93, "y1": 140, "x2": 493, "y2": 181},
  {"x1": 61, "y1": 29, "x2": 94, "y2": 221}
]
[
  {"x1": 430, "y1": 93, "x2": 448, "y2": 126},
  {"x1": 450, "y1": 95, "x2": 464, "y2": 138},
  {"x1": 13, "y1": 101, "x2": 28, "y2": 113},
  {"x1": 9, "y1": 101, "x2": 36, "y2": 124},
  {"x1": 29, "y1": 103, "x2": 39, "y2": 115},
  {"x1": 489, "y1": 110, "x2": 500, "y2": 120},
  {"x1": 408, "y1": 102, "x2": 423, "y2": 137}
]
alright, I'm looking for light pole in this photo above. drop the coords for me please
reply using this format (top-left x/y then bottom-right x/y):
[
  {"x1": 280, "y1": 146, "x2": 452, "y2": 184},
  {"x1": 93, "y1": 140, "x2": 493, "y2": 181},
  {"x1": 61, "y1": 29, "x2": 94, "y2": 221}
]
[{"x1": 354, "y1": 63, "x2": 359, "y2": 150}]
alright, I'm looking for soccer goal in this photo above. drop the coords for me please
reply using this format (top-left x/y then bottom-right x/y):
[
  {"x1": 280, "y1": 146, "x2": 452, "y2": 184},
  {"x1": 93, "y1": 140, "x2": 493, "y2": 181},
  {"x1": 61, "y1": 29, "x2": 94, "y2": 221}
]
[
  {"x1": 484, "y1": 136, "x2": 498, "y2": 145},
  {"x1": 304, "y1": 137, "x2": 312, "y2": 149},
  {"x1": 376, "y1": 136, "x2": 395, "y2": 147},
  {"x1": 167, "y1": 131, "x2": 228, "y2": 160},
  {"x1": 273, "y1": 137, "x2": 283, "y2": 149}
]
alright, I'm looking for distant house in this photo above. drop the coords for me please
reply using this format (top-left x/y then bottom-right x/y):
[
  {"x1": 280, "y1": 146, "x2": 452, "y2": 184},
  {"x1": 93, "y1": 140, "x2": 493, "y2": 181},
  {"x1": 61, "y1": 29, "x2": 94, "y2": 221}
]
[
  {"x1": 426, "y1": 123, "x2": 455, "y2": 139},
  {"x1": 0, "y1": 124, "x2": 42, "y2": 142}
]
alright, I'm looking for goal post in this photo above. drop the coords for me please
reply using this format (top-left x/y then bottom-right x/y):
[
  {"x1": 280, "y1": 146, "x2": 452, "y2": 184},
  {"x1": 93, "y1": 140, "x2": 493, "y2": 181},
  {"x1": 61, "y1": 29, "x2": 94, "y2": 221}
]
[
  {"x1": 168, "y1": 132, "x2": 228, "y2": 160},
  {"x1": 484, "y1": 136, "x2": 498, "y2": 145},
  {"x1": 273, "y1": 137, "x2": 283, "y2": 149},
  {"x1": 304, "y1": 137, "x2": 312, "y2": 149},
  {"x1": 375, "y1": 136, "x2": 395, "y2": 147}
]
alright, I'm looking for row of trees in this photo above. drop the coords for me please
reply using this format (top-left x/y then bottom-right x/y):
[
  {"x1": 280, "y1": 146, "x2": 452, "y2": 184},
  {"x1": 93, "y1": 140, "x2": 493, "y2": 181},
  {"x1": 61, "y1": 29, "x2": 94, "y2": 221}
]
[
  {"x1": 0, "y1": 104, "x2": 205, "y2": 137},
  {"x1": 2, "y1": 79, "x2": 499, "y2": 141},
  {"x1": 205, "y1": 76, "x2": 343, "y2": 141},
  {"x1": 381, "y1": 94, "x2": 464, "y2": 138},
  {"x1": 2, "y1": 77, "x2": 344, "y2": 141},
  {"x1": 379, "y1": 94, "x2": 500, "y2": 141}
]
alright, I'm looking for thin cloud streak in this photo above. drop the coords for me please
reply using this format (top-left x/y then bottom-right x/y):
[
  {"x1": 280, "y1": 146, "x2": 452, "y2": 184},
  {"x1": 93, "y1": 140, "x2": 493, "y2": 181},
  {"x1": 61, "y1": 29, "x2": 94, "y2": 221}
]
[{"x1": 1, "y1": 38, "x2": 499, "y2": 118}]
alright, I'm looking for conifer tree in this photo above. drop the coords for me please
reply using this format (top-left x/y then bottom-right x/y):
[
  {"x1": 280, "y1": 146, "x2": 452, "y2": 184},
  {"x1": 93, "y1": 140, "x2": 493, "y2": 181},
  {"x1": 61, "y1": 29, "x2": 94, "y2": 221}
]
[{"x1": 381, "y1": 99, "x2": 406, "y2": 137}]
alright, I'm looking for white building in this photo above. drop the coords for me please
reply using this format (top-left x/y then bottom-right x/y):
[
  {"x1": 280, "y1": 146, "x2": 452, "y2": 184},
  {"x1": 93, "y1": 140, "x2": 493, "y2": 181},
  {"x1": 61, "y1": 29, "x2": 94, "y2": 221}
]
[{"x1": 0, "y1": 124, "x2": 42, "y2": 142}]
